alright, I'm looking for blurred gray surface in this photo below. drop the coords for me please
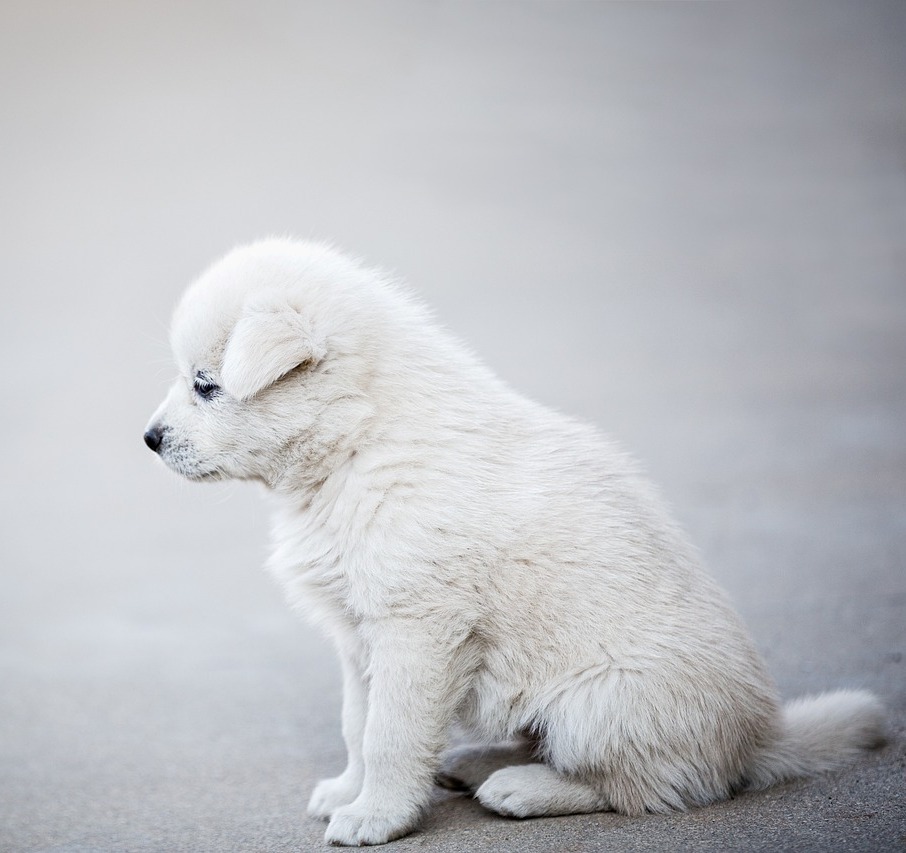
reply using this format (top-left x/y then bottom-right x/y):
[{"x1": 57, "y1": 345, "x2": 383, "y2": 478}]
[{"x1": 1, "y1": 1, "x2": 904, "y2": 851}]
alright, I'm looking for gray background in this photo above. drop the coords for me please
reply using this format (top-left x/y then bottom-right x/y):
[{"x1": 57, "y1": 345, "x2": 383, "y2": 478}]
[{"x1": 1, "y1": 1, "x2": 904, "y2": 851}]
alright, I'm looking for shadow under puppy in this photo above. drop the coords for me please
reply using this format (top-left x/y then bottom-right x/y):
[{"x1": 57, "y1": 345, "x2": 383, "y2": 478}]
[{"x1": 145, "y1": 240, "x2": 885, "y2": 846}]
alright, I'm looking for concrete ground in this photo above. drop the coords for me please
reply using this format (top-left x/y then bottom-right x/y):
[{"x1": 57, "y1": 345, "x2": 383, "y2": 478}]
[{"x1": 1, "y1": 1, "x2": 904, "y2": 851}]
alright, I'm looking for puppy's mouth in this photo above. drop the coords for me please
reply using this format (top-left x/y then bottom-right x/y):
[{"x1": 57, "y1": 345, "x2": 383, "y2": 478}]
[
  {"x1": 158, "y1": 451, "x2": 223, "y2": 483},
  {"x1": 183, "y1": 468, "x2": 224, "y2": 482}
]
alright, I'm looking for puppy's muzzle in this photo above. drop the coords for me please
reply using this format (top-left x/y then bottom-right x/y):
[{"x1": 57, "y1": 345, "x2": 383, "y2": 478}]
[{"x1": 143, "y1": 424, "x2": 166, "y2": 453}]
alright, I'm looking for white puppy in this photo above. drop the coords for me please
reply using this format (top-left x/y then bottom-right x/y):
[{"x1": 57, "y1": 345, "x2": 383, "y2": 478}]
[{"x1": 145, "y1": 239, "x2": 885, "y2": 846}]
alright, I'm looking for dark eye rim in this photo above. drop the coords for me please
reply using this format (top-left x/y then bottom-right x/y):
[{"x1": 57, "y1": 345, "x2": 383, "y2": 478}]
[{"x1": 193, "y1": 371, "x2": 221, "y2": 401}]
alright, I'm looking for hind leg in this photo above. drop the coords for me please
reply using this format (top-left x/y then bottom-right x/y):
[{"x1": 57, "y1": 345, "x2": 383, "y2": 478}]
[
  {"x1": 436, "y1": 740, "x2": 537, "y2": 792},
  {"x1": 476, "y1": 764, "x2": 609, "y2": 817}
]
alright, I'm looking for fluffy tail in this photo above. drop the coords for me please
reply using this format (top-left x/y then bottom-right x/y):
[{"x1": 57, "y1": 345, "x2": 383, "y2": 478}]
[{"x1": 745, "y1": 689, "x2": 886, "y2": 790}]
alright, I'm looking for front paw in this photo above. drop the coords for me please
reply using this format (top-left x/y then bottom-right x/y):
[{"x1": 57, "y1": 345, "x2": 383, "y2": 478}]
[
  {"x1": 308, "y1": 772, "x2": 362, "y2": 819},
  {"x1": 324, "y1": 801, "x2": 420, "y2": 847}
]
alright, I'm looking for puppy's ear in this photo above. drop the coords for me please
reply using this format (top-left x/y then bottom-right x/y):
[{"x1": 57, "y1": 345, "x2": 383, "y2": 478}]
[{"x1": 221, "y1": 300, "x2": 325, "y2": 400}]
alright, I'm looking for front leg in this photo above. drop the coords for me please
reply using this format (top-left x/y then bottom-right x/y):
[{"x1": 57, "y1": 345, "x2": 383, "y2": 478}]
[
  {"x1": 308, "y1": 637, "x2": 367, "y2": 819},
  {"x1": 324, "y1": 619, "x2": 464, "y2": 846}
]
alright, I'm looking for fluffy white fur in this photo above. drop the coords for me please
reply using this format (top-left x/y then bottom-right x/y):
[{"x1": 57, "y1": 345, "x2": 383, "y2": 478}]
[{"x1": 146, "y1": 239, "x2": 886, "y2": 846}]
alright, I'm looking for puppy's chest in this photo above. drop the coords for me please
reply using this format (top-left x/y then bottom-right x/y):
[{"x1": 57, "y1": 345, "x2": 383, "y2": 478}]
[{"x1": 267, "y1": 504, "x2": 379, "y2": 621}]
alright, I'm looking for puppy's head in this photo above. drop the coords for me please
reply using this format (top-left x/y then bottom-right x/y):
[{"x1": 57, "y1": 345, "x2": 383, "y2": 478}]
[{"x1": 144, "y1": 240, "x2": 369, "y2": 487}]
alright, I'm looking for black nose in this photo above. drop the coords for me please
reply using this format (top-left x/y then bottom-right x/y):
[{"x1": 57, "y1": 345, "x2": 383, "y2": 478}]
[{"x1": 144, "y1": 425, "x2": 164, "y2": 452}]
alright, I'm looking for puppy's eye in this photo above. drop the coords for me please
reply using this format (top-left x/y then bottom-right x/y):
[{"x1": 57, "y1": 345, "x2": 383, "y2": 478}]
[{"x1": 193, "y1": 373, "x2": 221, "y2": 401}]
